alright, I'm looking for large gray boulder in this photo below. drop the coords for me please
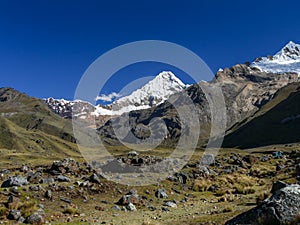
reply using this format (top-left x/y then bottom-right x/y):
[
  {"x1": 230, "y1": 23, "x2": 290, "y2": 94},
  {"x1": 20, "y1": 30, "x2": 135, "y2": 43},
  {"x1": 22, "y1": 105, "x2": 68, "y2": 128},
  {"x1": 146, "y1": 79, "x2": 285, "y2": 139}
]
[
  {"x1": 1, "y1": 176, "x2": 29, "y2": 187},
  {"x1": 117, "y1": 189, "x2": 140, "y2": 205},
  {"x1": 226, "y1": 183, "x2": 300, "y2": 225},
  {"x1": 50, "y1": 158, "x2": 78, "y2": 175}
]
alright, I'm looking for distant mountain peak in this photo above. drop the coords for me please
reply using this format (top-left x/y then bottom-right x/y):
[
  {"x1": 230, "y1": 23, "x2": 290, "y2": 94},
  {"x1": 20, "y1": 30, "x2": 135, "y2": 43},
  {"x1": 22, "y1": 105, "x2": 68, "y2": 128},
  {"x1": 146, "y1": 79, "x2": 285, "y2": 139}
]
[
  {"x1": 94, "y1": 71, "x2": 188, "y2": 115},
  {"x1": 46, "y1": 71, "x2": 188, "y2": 118},
  {"x1": 275, "y1": 41, "x2": 300, "y2": 61},
  {"x1": 251, "y1": 41, "x2": 300, "y2": 75}
]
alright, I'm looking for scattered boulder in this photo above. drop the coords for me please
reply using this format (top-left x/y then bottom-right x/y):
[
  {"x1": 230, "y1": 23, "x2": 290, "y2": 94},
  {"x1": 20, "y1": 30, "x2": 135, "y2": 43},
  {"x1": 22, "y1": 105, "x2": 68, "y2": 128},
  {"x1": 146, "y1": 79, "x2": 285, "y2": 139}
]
[
  {"x1": 89, "y1": 173, "x2": 101, "y2": 184},
  {"x1": 60, "y1": 197, "x2": 72, "y2": 204},
  {"x1": 260, "y1": 155, "x2": 270, "y2": 162},
  {"x1": 126, "y1": 203, "x2": 137, "y2": 211},
  {"x1": 101, "y1": 159, "x2": 141, "y2": 173},
  {"x1": 161, "y1": 207, "x2": 169, "y2": 212},
  {"x1": 128, "y1": 151, "x2": 139, "y2": 157},
  {"x1": 197, "y1": 165, "x2": 211, "y2": 177},
  {"x1": 29, "y1": 185, "x2": 43, "y2": 191},
  {"x1": 1, "y1": 176, "x2": 29, "y2": 187},
  {"x1": 50, "y1": 158, "x2": 78, "y2": 175},
  {"x1": 155, "y1": 189, "x2": 168, "y2": 199},
  {"x1": 118, "y1": 189, "x2": 139, "y2": 205},
  {"x1": 41, "y1": 177, "x2": 54, "y2": 184},
  {"x1": 7, "y1": 209, "x2": 21, "y2": 220},
  {"x1": 20, "y1": 165, "x2": 29, "y2": 173},
  {"x1": 222, "y1": 165, "x2": 239, "y2": 174},
  {"x1": 163, "y1": 201, "x2": 177, "y2": 208},
  {"x1": 175, "y1": 172, "x2": 188, "y2": 184},
  {"x1": 56, "y1": 175, "x2": 71, "y2": 182},
  {"x1": 112, "y1": 205, "x2": 121, "y2": 211},
  {"x1": 45, "y1": 190, "x2": 52, "y2": 199},
  {"x1": 9, "y1": 186, "x2": 19, "y2": 195},
  {"x1": 201, "y1": 154, "x2": 215, "y2": 165},
  {"x1": 276, "y1": 164, "x2": 285, "y2": 171},
  {"x1": 226, "y1": 183, "x2": 300, "y2": 225},
  {"x1": 27, "y1": 210, "x2": 45, "y2": 225},
  {"x1": 27, "y1": 172, "x2": 42, "y2": 184}
]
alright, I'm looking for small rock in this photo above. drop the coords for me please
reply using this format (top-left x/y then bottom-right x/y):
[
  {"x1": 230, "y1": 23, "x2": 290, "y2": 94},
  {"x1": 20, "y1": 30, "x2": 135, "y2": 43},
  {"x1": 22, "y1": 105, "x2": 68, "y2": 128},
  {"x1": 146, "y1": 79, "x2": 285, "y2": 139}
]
[
  {"x1": 37, "y1": 204, "x2": 44, "y2": 209},
  {"x1": 118, "y1": 189, "x2": 139, "y2": 205},
  {"x1": 155, "y1": 189, "x2": 168, "y2": 199},
  {"x1": 197, "y1": 165, "x2": 210, "y2": 177},
  {"x1": 175, "y1": 172, "x2": 188, "y2": 184},
  {"x1": 112, "y1": 205, "x2": 121, "y2": 211},
  {"x1": 60, "y1": 197, "x2": 72, "y2": 204},
  {"x1": 20, "y1": 165, "x2": 29, "y2": 173},
  {"x1": 1, "y1": 176, "x2": 29, "y2": 188},
  {"x1": 163, "y1": 201, "x2": 177, "y2": 208},
  {"x1": 260, "y1": 155, "x2": 270, "y2": 162},
  {"x1": 50, "y1": 158, "x2": 78, "y2": 175},
  {"x1": 128, "y1": 151, "x2": 139, "y2": 157},
  {"x1": 41, "y1": 177, "x2": 54, "y2": 184},
  {"x1": 161, "y1": 207, "x2": 169, "y2": 212},
  {"x1": 18, "y1": 216, "x2": 25, "y2": 223},
  {"x1": 9, "y1": 186, "x2": 19, "y2": 195},
  {"x1": 7, "y1": 209, "x2": 21, "y2": 220},
  {"x1": 126, "y1": 203, "x2": 136, "y2": 211},
  {"x1": 89, "y1": 173, "x2": 101, "y2": 184},
  {"x1": 27, "y1": 212, "x2": 45, "y2": 225},
  {"x1": 201, "y1": 154, "x2": 215, "y2": 165},
  {"x1": 276, "y1": 164, "x2": 285, "y2": 171},
  {"x1": 27, "y1": 172, "x2": 42, "y2": 184},
  {"x1": 57, "y1": 175, "x2": 71, "y2": 182},
  {"x1": 29, "y1": 185, "x2": 42, "y2": 191}
]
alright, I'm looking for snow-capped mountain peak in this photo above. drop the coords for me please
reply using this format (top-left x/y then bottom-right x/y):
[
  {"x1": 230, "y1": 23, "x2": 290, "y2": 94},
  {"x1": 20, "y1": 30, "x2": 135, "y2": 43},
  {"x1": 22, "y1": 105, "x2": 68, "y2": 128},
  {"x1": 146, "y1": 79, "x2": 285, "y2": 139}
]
[
  {"x1": 46, "y1": 71, "x2": 188, "y2": 118},
  {"x1": 94, "y1": 71, "x2": 188, "y2": 115},
  {"x1": 272, "y1": 41, "x2": 300, "y2": 63},
  {"x1": 251, "y1": 41, "x2": 300, "y2": 75}
]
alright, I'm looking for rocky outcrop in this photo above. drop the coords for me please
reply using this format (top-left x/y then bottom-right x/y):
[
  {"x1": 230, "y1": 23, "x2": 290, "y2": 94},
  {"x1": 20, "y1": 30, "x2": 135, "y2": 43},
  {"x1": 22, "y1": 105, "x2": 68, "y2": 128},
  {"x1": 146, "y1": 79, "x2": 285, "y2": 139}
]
[
  {"x1": 215, "y1": 64, "x2": 298, "y2": 127},
  {"x1": 1, "y1": 176, "x2": 29, "y2": 187},
  {"x1": 225, "y1": 182, "x2": 300, "y2": 225}
]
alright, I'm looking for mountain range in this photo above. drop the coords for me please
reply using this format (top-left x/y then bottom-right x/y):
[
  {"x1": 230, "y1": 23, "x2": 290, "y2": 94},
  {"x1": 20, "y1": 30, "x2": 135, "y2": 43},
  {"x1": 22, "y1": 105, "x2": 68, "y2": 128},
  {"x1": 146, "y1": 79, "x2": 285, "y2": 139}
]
[{"x1": 1, "y1": 41, "x2": 300, "y2": 154}]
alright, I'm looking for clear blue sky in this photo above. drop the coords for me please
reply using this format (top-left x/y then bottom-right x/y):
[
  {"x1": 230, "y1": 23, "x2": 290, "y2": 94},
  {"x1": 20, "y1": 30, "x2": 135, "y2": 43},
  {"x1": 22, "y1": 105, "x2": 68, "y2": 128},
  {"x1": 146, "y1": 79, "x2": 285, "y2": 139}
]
[{"x1": 1, "y1": 0, "x2": 300, "y2": 100}]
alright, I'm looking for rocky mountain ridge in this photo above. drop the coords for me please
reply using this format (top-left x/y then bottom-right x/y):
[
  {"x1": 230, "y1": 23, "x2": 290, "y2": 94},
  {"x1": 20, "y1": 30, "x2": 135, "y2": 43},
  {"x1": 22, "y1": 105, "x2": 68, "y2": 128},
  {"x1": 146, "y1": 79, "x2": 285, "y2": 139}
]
[
  {"x1": 99, "y1": 63, "x2": 298, "y2": 146},
  {"x1": 45, "y1": 71, "x2": 188, "y2": 120}
]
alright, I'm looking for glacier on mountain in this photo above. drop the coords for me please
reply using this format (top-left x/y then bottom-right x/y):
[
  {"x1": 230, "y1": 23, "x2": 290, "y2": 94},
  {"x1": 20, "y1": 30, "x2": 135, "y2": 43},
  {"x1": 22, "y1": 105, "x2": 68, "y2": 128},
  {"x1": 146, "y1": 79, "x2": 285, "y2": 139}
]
[{"x1": 251, "y1": 41, "x2": 300, "y2": 75}]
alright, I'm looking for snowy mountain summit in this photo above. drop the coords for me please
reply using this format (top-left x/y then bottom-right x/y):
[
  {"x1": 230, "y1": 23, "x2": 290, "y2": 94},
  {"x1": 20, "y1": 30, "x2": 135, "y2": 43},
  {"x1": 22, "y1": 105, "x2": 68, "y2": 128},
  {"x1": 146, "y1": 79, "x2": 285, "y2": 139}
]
[
  {"x1": 46, "y1": 71, "x2": 188, "y2": 118},
  {"x1": 94, "y1": 71, "x2": 188, "y2": 115},
  {"x1": 251, "y1": 41, "x2": 300, "y2": 75}
]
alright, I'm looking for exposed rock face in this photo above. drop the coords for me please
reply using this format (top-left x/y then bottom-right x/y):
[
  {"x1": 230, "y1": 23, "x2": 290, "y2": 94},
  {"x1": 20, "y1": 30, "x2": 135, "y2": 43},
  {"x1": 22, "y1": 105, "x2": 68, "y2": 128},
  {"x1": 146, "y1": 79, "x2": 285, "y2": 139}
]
[
  {"x1": 99, "y1": 64, "x2": 298, "y2": 145},
  {"x1": 44, "y1": 98, "x2": 96, "y2": 120},
  {"x1": 225, "y1": 183, "x2": 300, "y2": 225},
  {"x1": 215, "y1": 64, "x2": 298, "y2": 127}
]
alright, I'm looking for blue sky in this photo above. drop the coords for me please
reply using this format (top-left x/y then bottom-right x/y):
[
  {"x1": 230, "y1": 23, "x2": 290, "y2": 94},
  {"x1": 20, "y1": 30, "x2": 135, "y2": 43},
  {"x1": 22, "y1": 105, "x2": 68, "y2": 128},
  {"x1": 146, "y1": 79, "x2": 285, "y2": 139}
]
[{"x1": 1, "y1": 0, "x2": 300, "y2": 101}]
